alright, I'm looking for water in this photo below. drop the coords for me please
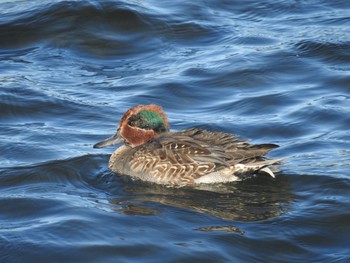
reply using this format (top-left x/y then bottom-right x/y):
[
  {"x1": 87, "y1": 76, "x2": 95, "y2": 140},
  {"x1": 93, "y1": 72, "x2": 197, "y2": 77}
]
[{"x1": 1, "y1": 0, "x2": 350, "y2": 262}]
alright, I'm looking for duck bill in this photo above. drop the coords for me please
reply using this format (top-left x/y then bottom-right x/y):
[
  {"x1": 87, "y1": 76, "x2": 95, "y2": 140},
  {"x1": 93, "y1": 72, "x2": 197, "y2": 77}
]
[{"x1": 93, "y1": 131, "x2": 124, "y2": 148}]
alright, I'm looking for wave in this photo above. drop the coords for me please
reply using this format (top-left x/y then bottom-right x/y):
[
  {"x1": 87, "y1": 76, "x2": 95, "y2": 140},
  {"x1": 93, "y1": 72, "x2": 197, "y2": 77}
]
[{"x1": 0, "y1": 1, "x2": 158, "y2": 56}]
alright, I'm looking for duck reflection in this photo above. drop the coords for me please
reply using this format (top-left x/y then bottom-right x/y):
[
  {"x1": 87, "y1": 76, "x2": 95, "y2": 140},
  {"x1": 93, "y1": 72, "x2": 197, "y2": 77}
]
[{"x1": 107, "y1": 174, "x2": 293, "y2": 222}]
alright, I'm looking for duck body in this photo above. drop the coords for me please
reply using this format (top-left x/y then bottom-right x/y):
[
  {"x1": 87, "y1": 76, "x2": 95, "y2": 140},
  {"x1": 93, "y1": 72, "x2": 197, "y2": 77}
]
[{"x1": 94, "y1": 105, "x2": 280, "y2": 187}]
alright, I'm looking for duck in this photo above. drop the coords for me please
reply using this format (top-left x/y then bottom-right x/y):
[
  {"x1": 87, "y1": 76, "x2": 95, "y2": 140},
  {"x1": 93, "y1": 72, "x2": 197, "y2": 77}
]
[{"x1": 93, "y1": 104, "x2": 280, "y2": 187}]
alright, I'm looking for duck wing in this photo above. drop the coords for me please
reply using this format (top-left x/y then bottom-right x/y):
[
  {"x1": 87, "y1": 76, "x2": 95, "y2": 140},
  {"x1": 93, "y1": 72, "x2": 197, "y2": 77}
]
[
  {"x1": 172, "y1": 128, "x2": 278, "y2": 162},
  {"x1": 127, "y1": 128, "x2": 278, "y2": 186}
]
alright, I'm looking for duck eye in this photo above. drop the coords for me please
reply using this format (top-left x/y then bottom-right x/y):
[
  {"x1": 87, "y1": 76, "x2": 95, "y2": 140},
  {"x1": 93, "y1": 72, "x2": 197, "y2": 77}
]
[{"x1": 128, "y1": 115, "x2": 139, "y2": 127}]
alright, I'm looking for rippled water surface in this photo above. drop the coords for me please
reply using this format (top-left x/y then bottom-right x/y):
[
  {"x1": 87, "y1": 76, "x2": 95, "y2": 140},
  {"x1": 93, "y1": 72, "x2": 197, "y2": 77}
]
[{"x1": 1, "y1": 0, "x2": 350, "y2": 262}]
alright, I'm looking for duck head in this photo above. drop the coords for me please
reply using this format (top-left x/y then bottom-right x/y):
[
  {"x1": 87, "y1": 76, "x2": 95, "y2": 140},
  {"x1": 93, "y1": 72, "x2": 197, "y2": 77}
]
[{"x1": 93, "y1": 104, "x2": 169, "y2": 148}]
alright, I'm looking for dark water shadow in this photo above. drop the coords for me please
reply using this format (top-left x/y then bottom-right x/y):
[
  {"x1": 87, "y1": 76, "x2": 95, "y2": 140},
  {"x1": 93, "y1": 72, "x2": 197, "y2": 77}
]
[{"x1": 106, "y1": 173, "x2": 293, "y2": 222}]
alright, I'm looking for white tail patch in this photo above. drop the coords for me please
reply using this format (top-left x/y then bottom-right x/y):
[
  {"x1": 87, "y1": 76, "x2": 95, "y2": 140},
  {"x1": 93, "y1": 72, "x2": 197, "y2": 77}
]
[
  {"x1": 234, "y1": 160, "x2": 278, "y2": 178},
  {"x1": 259, "y1": 167, "x2": 275, "y2": 178}
]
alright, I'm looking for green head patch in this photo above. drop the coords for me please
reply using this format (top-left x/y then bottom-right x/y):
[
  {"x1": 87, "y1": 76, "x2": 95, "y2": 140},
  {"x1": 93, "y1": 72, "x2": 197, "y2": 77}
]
[{"x1": 128, "y1": 110, "x2": 167, "y2": 133}]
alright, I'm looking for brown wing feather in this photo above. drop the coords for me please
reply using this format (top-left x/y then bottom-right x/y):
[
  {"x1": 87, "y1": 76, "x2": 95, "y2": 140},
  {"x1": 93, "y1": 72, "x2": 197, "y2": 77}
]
[{"x1": 169, "y1": 128, "x2": 278, "y2": 163}]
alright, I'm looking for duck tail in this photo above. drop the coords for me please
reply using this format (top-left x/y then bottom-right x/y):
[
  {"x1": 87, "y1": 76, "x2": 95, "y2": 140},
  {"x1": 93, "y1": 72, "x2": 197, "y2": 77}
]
[{"x1": 239, "y1": 158, "x2": 282, "y2": 178}]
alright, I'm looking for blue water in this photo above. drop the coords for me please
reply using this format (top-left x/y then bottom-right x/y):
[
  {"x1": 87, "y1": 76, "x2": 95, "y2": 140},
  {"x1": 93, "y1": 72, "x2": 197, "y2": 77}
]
[{"x1": 1, "y1": 0, "x2": 350, "y2": 262}]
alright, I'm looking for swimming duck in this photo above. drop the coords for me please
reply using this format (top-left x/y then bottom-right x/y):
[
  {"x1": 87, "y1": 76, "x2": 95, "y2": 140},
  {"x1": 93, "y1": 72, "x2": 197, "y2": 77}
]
[{"x1": 94, "y1": 104, "x2": 280, "y2": 187}]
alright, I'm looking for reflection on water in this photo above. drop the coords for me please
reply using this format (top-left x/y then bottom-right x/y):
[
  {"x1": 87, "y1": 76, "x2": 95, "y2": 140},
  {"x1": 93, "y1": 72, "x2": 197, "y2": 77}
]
[
  {"x1": 108, "y1": 173, "x2": 293, "y2": 222},
  {"x1": 194, "y1": 225, "x2": 245, "y2": 235}
]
